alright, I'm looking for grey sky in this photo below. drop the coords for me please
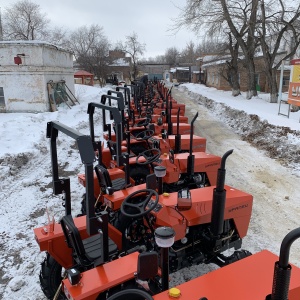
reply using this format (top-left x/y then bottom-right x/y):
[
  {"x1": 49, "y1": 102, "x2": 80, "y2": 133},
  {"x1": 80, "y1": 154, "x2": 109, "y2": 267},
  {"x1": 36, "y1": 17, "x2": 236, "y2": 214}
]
[{"x1": 0, "y1": 0, "x2": 200, "y2": 59}]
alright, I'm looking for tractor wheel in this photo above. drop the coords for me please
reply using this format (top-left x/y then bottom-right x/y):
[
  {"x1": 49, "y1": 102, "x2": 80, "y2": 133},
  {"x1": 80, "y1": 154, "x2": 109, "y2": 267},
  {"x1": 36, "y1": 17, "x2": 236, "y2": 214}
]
[
  {"x1": 80, "y1": 193, "x2": 99, "y2": 216},
  {"x1": 80, "y1": 193, "x2": 87, "y2": 216},
  {"x1": 129, "y1": 165, "x2": 150, "y2": 185},
  {"x1": 39, "y1": 253, "x2": 66, "y2": 299}
]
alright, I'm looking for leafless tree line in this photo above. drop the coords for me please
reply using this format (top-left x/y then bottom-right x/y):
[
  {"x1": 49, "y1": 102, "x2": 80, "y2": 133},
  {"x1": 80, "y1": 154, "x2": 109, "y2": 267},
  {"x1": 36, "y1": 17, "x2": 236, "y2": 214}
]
[
  {"x1": 174, "y1": 0, "x2": 300, "y2": 101},
  {"x1": 2, "y1": 0, "x2": 300, "y2": 99},
  {"x1": 1, "y1": 0, "x2": 145, "y2": 84}
]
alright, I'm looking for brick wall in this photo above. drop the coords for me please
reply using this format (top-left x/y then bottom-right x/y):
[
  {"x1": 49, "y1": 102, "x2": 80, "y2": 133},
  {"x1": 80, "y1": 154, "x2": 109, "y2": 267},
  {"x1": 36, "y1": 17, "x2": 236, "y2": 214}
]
[{"x1": 203, "y1": 57, "x2": 289, "y2": 93}]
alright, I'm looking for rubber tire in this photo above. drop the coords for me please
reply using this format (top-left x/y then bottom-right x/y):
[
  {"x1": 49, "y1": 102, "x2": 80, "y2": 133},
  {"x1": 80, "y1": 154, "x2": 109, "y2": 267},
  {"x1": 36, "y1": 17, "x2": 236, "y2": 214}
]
[
  {"x1": 129, "y1": 165, "x2": 150, "y2": 185},
  {"x1": 107, "y1": 289, "x2": 153, "y2": 300},
  {"x1": 39, "y1": 253, "x2": 66, "y2": 299},
  {"x1": 80, "y1": 194, "x2": 98, "y2": 216},
  {"x1": 80, "y1": 193, "x2": 87, "y2": 216}
]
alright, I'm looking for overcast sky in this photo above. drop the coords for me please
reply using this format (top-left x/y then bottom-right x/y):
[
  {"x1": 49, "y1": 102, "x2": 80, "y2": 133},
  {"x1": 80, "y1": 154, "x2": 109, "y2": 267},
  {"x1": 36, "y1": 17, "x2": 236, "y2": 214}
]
[{"x1": 0, "y1": 0, "x2": 201, "y2": 59}]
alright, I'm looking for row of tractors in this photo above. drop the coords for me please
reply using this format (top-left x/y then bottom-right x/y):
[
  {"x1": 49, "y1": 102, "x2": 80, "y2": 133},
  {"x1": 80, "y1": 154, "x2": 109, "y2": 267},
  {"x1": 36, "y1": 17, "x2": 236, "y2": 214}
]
[{"x1": 34, "y1": 80, "x2": 300, "y2": 299}]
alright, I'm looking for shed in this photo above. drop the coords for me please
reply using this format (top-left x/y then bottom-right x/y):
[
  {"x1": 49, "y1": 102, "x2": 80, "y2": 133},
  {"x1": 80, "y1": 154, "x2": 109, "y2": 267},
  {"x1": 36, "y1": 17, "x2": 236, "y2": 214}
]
[
  {"x1": 0, "y1": 40, "x2": 75, "y2": 113},
  {"x1": 170, "y1": 67, "x2": 190, "y2": 83},
  {"x1": 74, "y1": 70, "x2": 94, "y2": 86}
]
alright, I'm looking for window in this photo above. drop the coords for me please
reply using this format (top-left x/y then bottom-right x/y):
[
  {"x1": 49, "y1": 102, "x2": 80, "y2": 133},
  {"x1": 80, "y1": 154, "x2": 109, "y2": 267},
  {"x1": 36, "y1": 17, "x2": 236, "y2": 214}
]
[
  {"x1": 282, "y1": 75, "x2": 290, "y2": 87},
  {"x1": 0, "y1": 87, "x2": 5, "y2": 106},
  {"x1": 255, "y1": 73, "x2": 260, "y2": 85}
]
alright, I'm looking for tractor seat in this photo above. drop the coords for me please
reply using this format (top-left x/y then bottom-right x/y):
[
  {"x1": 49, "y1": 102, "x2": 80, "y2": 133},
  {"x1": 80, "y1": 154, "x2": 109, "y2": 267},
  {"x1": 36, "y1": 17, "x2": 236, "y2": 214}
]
[
  {"x1": 95, "y1": 164, "x2": 126, "y2": 195},
  {"x1": 60, "y1": 214, "x2": 118, "y2": 268},
  {"x1": 82, "y1": 234, "x2": 117, "y2": 261}
]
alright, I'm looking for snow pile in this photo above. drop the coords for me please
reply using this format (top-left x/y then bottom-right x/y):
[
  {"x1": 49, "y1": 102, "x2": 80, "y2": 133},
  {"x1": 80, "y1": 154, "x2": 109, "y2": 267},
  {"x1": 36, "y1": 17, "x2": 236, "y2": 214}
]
[
  {"x1": 0, "y1": 83, "x2": 299, "y2": 299},
  {"x1": 179, "y1": 84, "x2": 300, "y2": 176}
]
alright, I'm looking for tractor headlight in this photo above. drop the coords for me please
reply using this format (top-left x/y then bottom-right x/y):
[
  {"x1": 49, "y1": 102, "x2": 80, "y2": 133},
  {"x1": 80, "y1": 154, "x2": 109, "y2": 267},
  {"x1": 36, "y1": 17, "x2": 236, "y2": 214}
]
[
  {"x1": 67, "y1": 268, "x2": 81, "y2": 286},
  {"x1": 155, "y1": 227, "x2": 175, "y2": 248},
  {"x1": 154, "y1": 166, "x2": 166, "y2": 178}
]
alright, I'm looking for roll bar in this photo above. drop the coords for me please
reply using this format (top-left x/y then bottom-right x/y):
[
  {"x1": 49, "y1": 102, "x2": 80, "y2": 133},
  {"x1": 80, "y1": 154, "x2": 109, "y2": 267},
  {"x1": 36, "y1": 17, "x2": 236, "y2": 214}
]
[
  {"x1": 116, "y1": 86, "x2": 131, "y2": 106},
  {"x1": 87, "y1": 102, "x2": 126, "y2": 167},
  {"x1": 101, "y1": 93, "x2": 125, "y2": 126},
  {"x1": 46, "y1": 121, "x2": 99, "y2": 235}
]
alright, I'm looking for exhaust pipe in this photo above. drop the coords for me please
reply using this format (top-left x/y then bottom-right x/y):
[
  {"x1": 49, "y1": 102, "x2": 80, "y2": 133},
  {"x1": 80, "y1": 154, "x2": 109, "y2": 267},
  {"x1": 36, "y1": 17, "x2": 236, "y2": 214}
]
[
  {"x1": 174, "y1": 108, "x2": 181, "y2": 154},
  {"x1": 266, "y1": 227, "x2": 300, "y2": 300},
  {"x1": 211, "y1": 149, "x2": 233, "y2": 237},
  {"x1": 187, "y1": 112, "x2": 199, "y2": 176}
]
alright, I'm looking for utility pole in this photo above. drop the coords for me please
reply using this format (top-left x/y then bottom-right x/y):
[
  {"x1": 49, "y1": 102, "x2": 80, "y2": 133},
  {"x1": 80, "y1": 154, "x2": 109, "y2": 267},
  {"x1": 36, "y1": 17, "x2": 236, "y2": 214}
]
[{"x1": 0, "y1": 8, "x2": 3, "y2": 41}]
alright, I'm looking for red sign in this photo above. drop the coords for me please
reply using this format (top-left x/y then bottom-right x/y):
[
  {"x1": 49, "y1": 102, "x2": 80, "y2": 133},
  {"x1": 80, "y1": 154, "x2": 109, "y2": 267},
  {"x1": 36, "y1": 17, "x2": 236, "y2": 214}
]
[
  {"x1": 14, "y1": 56, "x2": 22, "y2": 65},
  {"x1": 291, "y1": 59, "x2": 300, "y2": 65},
  {"x1": 288, "y1": 82, "x2": 300, "y2": 106}
]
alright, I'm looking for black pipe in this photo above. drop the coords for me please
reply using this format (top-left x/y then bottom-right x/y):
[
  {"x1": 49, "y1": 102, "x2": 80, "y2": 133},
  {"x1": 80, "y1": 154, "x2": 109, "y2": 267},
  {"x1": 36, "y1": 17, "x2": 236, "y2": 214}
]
[
  {"x1": 266, "y1": 227, "x2": 300, "y2": 300},
  {"x1": 187, "y1": 112, "x2": 199, "y2": 176},
  {"x1": 211, "y1": 149, "x2": 233, "y2": 237},
  {"x1": 161, "y1": 247, "x2": 169, "y2": 291},
  {"x1": 124, "y1": 153, "x2": 131, "y2": 187},
  {"x1": 174, "y1": 108, "x2": 181, "y2": 154}
]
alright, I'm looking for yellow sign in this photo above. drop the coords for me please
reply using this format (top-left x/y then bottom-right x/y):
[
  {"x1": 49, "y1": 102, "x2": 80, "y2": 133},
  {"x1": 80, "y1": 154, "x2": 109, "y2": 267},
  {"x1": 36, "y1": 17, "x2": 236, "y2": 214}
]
[
  {"x1": 291, "y1": 65, "x2": 300, "y2": 83},
  {"x1": 288, "y1": 60, "x2": 300, "y2": 106}
]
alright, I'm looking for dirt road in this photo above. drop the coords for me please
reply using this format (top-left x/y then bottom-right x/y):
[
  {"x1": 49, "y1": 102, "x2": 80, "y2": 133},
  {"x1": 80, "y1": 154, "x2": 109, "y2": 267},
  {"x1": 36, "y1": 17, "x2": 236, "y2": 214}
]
[{"x1": 171, "y1": 86, "x2": 300, "y2": 266}]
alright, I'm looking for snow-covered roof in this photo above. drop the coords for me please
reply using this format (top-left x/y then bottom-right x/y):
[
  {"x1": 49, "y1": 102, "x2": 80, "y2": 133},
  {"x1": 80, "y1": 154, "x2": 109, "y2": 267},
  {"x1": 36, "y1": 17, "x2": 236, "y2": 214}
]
[
  {"x1": 170, "y1": 67, "x2": 189, "y2": 73},
  {"x1": 109, "y1": 58, "x2": 130, "y2": 67},
  {"x1": 202, "y1": 60, "x2": 228, "y2": 68},
  {"x1": 203, "y1": 55, "x2": 228, "y2": 63},
  {"x1": 0, "y1": 40, "x2": 72, "y2": 53}
]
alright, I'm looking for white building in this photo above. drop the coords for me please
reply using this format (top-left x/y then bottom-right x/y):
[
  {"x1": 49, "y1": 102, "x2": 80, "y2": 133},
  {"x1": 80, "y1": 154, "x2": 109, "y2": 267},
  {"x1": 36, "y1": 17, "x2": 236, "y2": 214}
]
[{"x1": 0, "y1": 41, "x2": 75, "y2": 112}]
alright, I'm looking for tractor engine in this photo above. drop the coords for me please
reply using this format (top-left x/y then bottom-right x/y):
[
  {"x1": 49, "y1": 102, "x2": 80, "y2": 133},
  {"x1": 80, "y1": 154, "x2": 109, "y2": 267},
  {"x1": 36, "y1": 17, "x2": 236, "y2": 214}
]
[
  {"x1": 164, "y1": 172, "x2": 209, "y2": 193},
  {"x1": 167, "y1": 220, "x2": 244, "y2": 272},
  {"x1": 115, "y1": 209, "x2": 247, "y2": 273}
]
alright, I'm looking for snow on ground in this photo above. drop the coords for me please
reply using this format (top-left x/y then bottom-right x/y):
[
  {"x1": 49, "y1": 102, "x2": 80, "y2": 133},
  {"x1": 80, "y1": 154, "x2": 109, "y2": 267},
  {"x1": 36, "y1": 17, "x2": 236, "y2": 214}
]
[
  {"x1": 0, "y1": 83, "x2": 299, "y2": 299},
  {"x1": 179, "y1": 83, "x2": 300, "y2": 176}
]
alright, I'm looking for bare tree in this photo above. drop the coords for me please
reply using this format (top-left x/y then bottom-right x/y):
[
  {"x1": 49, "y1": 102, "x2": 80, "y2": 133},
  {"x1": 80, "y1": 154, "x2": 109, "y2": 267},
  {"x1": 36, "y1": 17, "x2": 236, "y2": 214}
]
[
  {"x1": 195, "y1": 40, "x2": 227, "y2": 55},
  {"x1": 48, "y1": 26, "x2": 69, "y2": 48},
  {"x1": 181, "y1": 41, "x2": 198, "y2": 64},
  {"x1": 223, "y1": 32, "x2": 241, "y2": 96},
  {"x1": 140, "y1": 55, "x2": 166, "y2": 64},
  {"x1": 3, "y1": 0, "x2": 50, "y2": 40},
  {"x1": 176, "y1": 0, "x2": 259, "y2": 99},
  {"x1": 116, "y1": 32, "x2": 146, "y2": 80},
  {"x1": 67, "y1": 24, "x2": 111, "y2": 86},
  {"x1": 197, "y1": 34, "x2": 241, "y2": 95},
  {"x1": 220, "y1": 0, "x2": 259, "y2": 99},
  {"x1": 164, "y1": 47, "x2": 180, "y2": 66},
  {"x1": 257, "y1": 0, "x2": 300, "y2": 102}
]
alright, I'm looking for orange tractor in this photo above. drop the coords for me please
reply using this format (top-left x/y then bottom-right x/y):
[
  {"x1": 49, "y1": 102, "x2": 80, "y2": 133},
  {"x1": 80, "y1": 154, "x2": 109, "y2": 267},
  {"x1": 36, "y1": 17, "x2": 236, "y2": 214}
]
[
  {"x1": 34, "y1": 120, "x2": 253, "y2": 299},
  {"x1": 78, "y1": 103, "x2": 219, "y2": 211},
  {"x1": 61, "y1": 227, "x2": 300, "y2": 300}
]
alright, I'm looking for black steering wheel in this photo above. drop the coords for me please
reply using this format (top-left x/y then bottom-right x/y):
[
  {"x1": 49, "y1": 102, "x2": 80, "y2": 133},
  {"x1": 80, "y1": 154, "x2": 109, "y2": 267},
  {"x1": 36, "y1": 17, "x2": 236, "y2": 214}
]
[
  {"x1": 136, "y1": 148, "x2": 161, "y2": 165},
  {"x1": 135, "y1": 129, "x2": 154, "y2": 141},
  {"x1": 120, "y1": 189, "x2": 159, "y2": 218},
  {"x1": 135, "y1": 117, "x2": 151, "y2": 127},
  {"x1": 141, "y1": 107, "x2": 153, "y2": 116}
]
